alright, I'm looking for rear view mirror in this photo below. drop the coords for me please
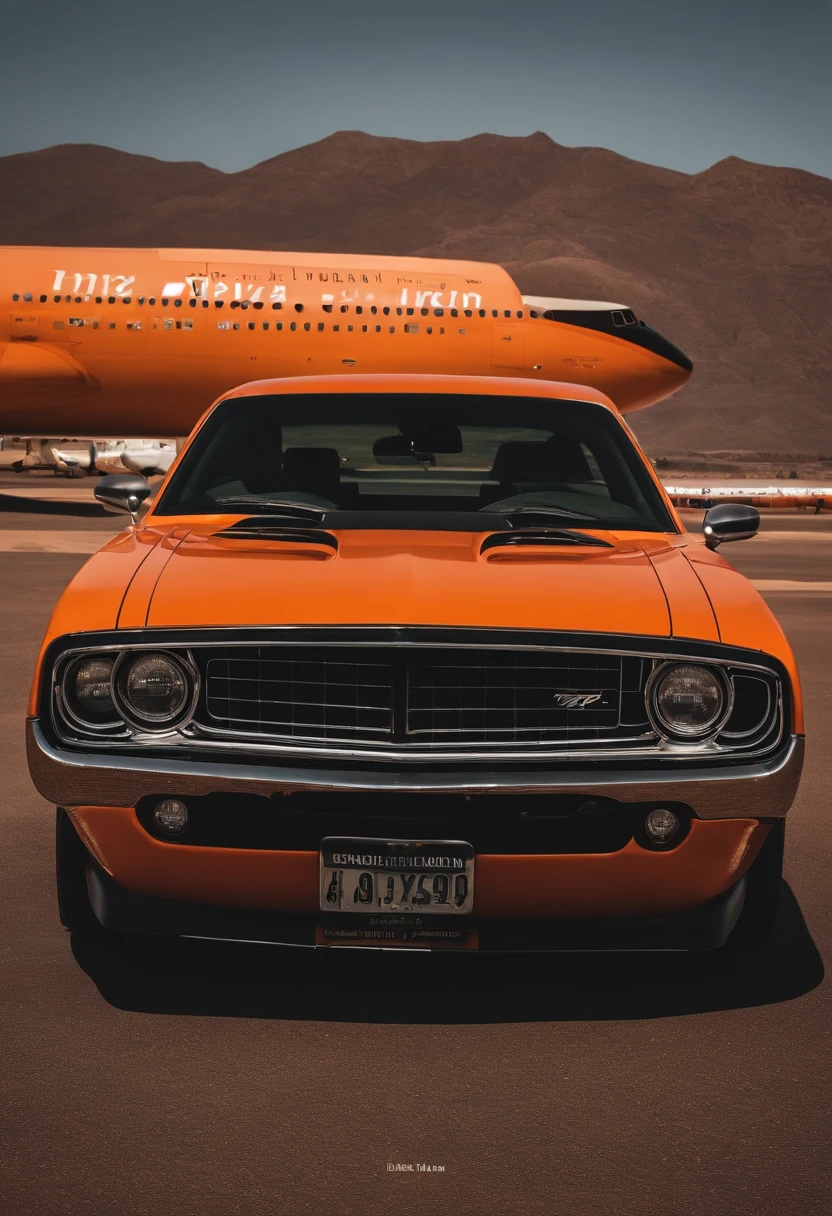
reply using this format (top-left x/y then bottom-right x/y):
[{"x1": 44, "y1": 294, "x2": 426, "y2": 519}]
[
  {"x1": 373, "y1": 423, "x2": 463, "y2": 463},
  {"x1": 94, "y1": 474, "x2": 152, "y2": 522},
  {"x1": 702, "y1": 503, "x2": 760, "y2": 549}
]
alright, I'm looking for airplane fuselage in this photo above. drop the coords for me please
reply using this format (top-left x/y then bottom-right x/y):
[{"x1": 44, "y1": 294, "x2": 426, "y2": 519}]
[{"x1": 1, "y1": 247, "x2": 692, "y2": 436}]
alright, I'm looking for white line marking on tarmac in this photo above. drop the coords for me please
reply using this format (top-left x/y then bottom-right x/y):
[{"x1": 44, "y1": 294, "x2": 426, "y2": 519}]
[
  {"x1": 0, "y1": 531, "x2": 119, "y2": 553},
  {"x1": 0, "y1": 486, "x2": 102, "y2": 502},
  {"x1": 752, "y1": 580, "x2": 832, "y2": 591}
]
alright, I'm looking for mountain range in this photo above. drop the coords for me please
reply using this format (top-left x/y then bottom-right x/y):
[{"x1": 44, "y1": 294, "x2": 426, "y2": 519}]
[{"x1": 1, "y1": 131, "x2": 830, "y2": 453}]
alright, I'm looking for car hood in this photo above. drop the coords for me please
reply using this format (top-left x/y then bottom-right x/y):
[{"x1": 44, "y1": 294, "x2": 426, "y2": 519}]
[{"x1": 130, "y1": 526, "x2": 719, "y2": 641}]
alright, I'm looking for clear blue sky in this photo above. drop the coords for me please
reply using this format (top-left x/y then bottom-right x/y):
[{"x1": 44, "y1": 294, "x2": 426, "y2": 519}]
[{"x1": 2, "y1": 0, "x2": 829, "y2": 177}]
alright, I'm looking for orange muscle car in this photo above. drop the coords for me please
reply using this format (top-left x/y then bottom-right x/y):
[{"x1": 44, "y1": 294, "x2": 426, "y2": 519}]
[{"x1": 27, "y1": 374, "x2": 803, "y2": 952}]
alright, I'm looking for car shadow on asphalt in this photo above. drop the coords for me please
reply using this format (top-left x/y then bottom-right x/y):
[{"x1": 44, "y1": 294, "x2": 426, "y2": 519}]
[
  {"x1": 0, "y1": 492, "x2": 111, "y2": 518},
  {"x1": 72, "y1": 883, "x2": 824, "y2": 1024}
]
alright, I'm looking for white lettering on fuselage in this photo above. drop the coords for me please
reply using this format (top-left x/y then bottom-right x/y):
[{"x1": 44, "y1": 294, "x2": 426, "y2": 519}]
[{"x1": 47, "y1": 270, "x2": 487, "y2": 311}]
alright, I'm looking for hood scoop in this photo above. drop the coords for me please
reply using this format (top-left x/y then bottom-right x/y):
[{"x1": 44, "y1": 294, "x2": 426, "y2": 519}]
[
  {"x1": 480, "y1": 529, "x2": 613, "y2": 556},
  {"x1": 212, "y1": 520, "x2": 339, "y2": 552}
]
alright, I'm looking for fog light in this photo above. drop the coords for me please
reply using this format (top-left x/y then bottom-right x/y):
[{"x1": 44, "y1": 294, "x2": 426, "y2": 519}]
[
  {"x1": 154, "y1": 798, "x2": 188, "y2": 835},
  {"x1": 644, "y1": 807, "x2": 680, "y2": 844}
]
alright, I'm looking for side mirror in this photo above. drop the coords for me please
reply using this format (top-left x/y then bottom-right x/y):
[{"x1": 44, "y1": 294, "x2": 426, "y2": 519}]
[
  {"x1": 94, "y1": 473, "x2": 152, "y2": 523},
  {"x1": 702, "y1": 503, "x2": 759, "y2": 550}
]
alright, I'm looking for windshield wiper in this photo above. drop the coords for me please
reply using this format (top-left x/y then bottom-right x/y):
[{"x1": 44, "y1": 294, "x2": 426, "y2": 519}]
[
  {"x1": 213, "y1": 497, "x2": 328, "y2": 522},
  {"x1": 503, "y1": 505, "x2": 602, "y2": 524}
]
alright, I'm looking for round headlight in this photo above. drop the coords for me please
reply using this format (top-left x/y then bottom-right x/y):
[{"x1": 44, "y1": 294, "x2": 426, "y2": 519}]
[
  {"x1": 649, "y1": 663, "x2": 728, "y2": 739},
  {"x1": 61, "y1": 655, "x2": 119, "y2": 729},
  {"x1": 115, "y1": 652, "x2": 193, "y2": 730},
  {"x1": 74, "y1": 657, "x2": 115, "y2": 715}
]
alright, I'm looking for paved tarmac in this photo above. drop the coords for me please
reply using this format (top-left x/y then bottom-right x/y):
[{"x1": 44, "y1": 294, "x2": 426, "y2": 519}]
[{"x1": 1, "y1": 484, "x2": 830, "y2": 1216}]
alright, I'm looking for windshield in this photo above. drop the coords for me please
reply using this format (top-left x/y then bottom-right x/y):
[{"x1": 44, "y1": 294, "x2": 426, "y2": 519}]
[{"x1": 154, "y1": 392, "x2": 674, "y2": 531}]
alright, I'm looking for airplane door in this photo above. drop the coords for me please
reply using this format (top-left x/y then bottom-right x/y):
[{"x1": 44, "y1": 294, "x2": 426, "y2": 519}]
[
  {"x1": 10, "y1": 313, "x2": 38, "y2": 341},
  {"x1": 491, "y1": 324, "x2": 525, "y2": 369}
]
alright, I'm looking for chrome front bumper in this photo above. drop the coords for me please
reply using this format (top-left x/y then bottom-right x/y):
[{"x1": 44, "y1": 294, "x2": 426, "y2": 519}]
[{"x1": 26, "y1": 719, "x2": 804, "y2": 820}]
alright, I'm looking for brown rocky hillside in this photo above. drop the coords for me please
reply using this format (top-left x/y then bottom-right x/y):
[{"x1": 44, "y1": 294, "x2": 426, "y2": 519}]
[{"x1": 1, "y1": 131, "x2": 830, "y2": 453}]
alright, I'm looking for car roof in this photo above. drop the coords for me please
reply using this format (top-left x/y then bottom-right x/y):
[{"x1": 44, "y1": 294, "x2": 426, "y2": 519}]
[{"x1": 216, "y1": 373, "x2": 619, "y2": 412}]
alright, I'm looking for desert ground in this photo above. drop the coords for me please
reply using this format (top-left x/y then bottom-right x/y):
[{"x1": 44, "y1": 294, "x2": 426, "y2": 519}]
[{"x1": 0, "y1": 475, "x2": 829, "y2": 1216}]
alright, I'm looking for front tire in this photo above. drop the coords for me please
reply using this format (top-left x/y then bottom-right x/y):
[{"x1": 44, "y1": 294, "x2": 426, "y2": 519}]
[
  {"x1": 55, "y1": 809, "x2": 119, "y2": 943},
  {"x1": 726, "y1": 820, "x2": 785, "y2": 951}
]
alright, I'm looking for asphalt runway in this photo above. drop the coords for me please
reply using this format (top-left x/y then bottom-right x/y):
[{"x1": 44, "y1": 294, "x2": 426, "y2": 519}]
[{"x1": 1, "y1": 484, "x2": 830, "y2": 1216}]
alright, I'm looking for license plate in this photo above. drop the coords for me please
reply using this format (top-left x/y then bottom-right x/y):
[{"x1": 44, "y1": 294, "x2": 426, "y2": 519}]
[{"x1": 319, "y1": 837, "x2": 475, "y2": 915}]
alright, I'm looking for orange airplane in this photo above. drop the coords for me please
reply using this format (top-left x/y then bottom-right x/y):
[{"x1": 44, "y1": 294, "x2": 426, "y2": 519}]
[{"x1": 1, "y1": 246, "x2": 692, "y2": 437}]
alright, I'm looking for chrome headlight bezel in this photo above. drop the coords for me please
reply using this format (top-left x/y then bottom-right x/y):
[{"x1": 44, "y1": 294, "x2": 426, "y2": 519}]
[
  {"x1": 58, "y1": 653, "x2": 123, "y2": 734},
  {"x1": 112, "y1": 650, "x2": 199, "y2": 734},
  {"x1": 56, "y1": 647, "x2": 200, "y2": 739},
  {"x1": 646, "y1": 660, "x2": 734, "y2": 742}
]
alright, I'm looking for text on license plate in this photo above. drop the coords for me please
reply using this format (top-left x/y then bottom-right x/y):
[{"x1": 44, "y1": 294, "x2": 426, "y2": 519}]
[{"x1": 319, "y1": 837, "x2": 475, "y2": 915}]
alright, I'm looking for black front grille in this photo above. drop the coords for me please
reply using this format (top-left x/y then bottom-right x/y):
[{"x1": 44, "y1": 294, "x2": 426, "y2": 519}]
[
  {"x1": 195, "y1": 644, "x2": 651, "y2": 749},
  {"x1": 203, "y1": 646, "x2": 394, "y2": 741},
  {"x1": 407, "y1": 648, "x2": 633, "y2": 743}
]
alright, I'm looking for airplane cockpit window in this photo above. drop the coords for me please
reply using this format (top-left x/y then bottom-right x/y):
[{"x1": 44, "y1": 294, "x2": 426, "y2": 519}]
[{"x1": 154, "y1": 393, "x2": 674, "y2": 533}]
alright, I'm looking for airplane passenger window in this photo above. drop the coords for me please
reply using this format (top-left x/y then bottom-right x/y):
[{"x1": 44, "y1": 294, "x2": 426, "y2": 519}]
[
  {"x1": 317, "y1": 323, "x2": 324, "y2": 332},
  {"x1": 264, "y1": 323, "x2": 270, "y2": 331},
  {"x1": 248, "y1": 322, "x2": 256, "y2": 331},
  {"x1": 295, "y1": 304, "x2": 304, "y2": 313},
  {"x1": 40, "y1": 295, "x2": 47, "y2": 303},
  {"x1": 290, "y1": 322, "x2": 297, "y2": 331},
  {"x1": 12, "y1": 293, "x2": 19, "y2": 301},
  {"x1": 23, "y1": 293, "x2": 33, "y2": 301},
  {"x1": 304, "y1": 323, "x2": 311, "y2": 331}
]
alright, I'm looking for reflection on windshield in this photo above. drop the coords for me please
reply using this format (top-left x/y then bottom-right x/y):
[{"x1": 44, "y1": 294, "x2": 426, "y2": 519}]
[{"x1": 154, "y1": 393, "x2": 674, "y2": 532}]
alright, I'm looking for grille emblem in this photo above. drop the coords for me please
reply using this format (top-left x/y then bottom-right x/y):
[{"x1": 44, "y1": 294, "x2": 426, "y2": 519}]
[{"x1": 552, "y1": 692, "x2": 605, "y2": 708}]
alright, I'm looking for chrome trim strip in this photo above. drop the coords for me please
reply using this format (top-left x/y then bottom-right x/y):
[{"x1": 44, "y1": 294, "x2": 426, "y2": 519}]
[{"x1": 27, "y1": 720, "x2": 803, "y2": 821}]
